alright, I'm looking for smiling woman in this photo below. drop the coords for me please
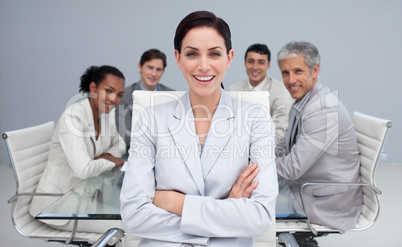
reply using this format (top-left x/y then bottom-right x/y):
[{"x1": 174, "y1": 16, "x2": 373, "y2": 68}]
[
  {"x1": 120, "y1": 11, "x2": 278, "y2": 247},
  {"x1": 82, "y1": 66, "x2": 126, "y2": 138},
  {"x1": 175, "y1": 26, "x2": 233, "y2": 101},
  {"x1": 29, "y1": 65, "x2": 126, "y2": 234}
]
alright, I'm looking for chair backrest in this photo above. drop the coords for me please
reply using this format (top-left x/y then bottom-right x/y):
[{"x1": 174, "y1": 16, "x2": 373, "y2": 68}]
[
  {"x1": 3, "y1": 122, "x2": 55, "y2": 196},
  {"x1": 352, "y1": 111, "x2": 392, "y2": 230},
  {"x1": 131, "y1": 90, "x2": 275, "y2": 246},
  {"x1": 131, "y1": 90, "x2": 270, "y2": 139},
  {"x1": 3, "y1": 121, "x2": 102, "y2": 243},
  {"x1": 3, "y1": 122, "x2": 55, "y2": 236}
]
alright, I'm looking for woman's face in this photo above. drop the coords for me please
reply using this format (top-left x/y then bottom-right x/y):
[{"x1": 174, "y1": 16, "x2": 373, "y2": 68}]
[
  {"x1": 175, "y1": 27, "x2": 233, "y2": 97},
  {"x1": 90, "y1": 74, "x2": 125, "y2": 115}
]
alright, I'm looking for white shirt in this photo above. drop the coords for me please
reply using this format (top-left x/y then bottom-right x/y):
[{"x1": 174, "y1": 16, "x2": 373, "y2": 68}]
[{"x1": 248, "y1": 77, "x2": 268, "y2": 91}]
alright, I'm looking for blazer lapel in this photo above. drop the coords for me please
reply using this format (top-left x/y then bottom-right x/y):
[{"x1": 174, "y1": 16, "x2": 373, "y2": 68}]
[
  {"x1": 133, "y1": 81, "x2": 142, "y2": 91},
  {"x1": 168, "y1": 93, "x2": 206, "y2": 196},
  {"x1": 241, "y1": 80, "x2": 249, "y2": 91},
  {"x1": 80, "y1": 98, "x2": 98, "y2": 156},
  {"x1": 201, "y1": 90, "x2": 236, "y2": 178},
  {"x1": 261, "y1": 76, "x2": 272, "y2": 91}
]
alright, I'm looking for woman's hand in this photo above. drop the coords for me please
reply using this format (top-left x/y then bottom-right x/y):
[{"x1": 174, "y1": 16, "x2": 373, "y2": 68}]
[
  {"x1": 229, "y1": 163, "x2": 260, "y2": 199},
  {"x1": 95, "y1": 153, "x2": 125, "y2": 166},
  {"x1": 153, "y1": 163, "x2": 259, "y2": 215},
  {"x1": 153, "y1": 190, "x2": 185, "y2": 216}
]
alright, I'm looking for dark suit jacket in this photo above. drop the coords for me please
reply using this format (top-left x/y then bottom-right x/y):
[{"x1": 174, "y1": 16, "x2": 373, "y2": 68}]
[{"x1": 116, "y1": 81, "x2": 174, "y2": 148}]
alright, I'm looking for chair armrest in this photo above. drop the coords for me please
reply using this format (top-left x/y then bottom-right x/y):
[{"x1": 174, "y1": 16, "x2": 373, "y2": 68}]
[
  {"x1": 277, "y1": 233, "x2": 299, "y2": 247},
  {"x1": 298, "y1": 182, "x2": 381, "y2": 235},
  {"x1": 91, "y1": 228, "x2": 125, "y2": 247},
  {"x1": 8, "y1": 192, "x2": 64, "y2": 204}
]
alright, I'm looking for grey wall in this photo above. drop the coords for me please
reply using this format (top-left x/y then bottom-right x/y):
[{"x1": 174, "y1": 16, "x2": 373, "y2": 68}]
[{"x1": 1, "y1": 0, "x2": 401, "y2": 163}]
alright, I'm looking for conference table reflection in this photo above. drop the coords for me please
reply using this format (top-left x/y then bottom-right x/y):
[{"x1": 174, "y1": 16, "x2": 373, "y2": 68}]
[{"x1": 36, "y1": 168, "x2": 307, "y2": 223}]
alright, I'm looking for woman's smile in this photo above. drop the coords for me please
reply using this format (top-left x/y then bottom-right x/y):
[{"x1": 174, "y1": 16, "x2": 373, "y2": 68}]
[
  {"x1": 175, "y1": 27, "x2": 233, "y2": 98},
  {"x1": 193, "y1": 75, "x2": 215, "y2": 85}
]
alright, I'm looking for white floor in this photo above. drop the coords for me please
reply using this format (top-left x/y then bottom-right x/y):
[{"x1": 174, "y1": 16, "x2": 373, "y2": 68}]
[{"x1": 1, "y1": 162, "x2": 401, "y2": 247}]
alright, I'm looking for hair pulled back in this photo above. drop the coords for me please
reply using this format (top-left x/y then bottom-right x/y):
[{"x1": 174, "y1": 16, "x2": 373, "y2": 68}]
[
  {"x1": 79, "y1": 65, "x2": 125, "y2": 93},
  {"x1": 174, "y1": 11, "x2": 232, "y2": 54}
]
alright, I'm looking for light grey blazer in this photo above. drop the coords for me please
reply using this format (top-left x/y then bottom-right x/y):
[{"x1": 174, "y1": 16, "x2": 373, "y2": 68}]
[
  {"x1": 275, "y1": 82, "x2": 362, "y2": 232},
  {"x1": 229, "y1": 77, "x2": 293, "y2": 143},
  {"x1": 120, "y1": 90, "x2": 278, "y2": 246},
  {"x1": 116, "y1": 81, "x2": 174, "y2": 147},
  {"x1": 30, "y1": 98, "x2": 125, "y2": 225}
]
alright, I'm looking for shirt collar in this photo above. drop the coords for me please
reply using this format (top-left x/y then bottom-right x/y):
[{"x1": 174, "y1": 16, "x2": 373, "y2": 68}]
[
  {"x1": 139, "y1": 81, "x2": 158, "y2": 91},
  {"x1": 293, "y1": 88, "x2": 312, "y2": 113},
  {"x1": 248, "y1": 77, "x2": 267, "y2": 91}
]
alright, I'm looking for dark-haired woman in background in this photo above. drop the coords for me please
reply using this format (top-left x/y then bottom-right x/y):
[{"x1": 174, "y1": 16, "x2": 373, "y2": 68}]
[{"x1": 30, "y1": 65, "x2": 126, "y2": 233}]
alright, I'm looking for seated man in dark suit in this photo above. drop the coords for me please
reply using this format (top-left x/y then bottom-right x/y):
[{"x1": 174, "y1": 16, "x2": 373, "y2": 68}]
[
  {"x1": 275, "y1": 41, "x2": 362, "y2": 247},
  {"x1": 116, "y1": 48, "x2": 174, "y2": 151}
]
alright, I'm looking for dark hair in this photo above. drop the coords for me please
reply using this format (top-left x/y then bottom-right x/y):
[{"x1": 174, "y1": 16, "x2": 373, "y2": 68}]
[
  {"x1": 79, "y1": 65, "x2": 125, "y2": 93},
  {"x1": 174, "y1": 11, "x2": 232, "y2": 54},
  {"x1": 245, "y1": 43, "x2": 271, "y2": 62},
  {"x1": 140, "y1": 49, "x2": 167, "y2": 68}
]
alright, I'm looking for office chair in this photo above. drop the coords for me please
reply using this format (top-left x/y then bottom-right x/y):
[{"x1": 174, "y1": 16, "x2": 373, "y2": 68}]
[
  {"x1": 128, "y1": 90, "x2": 297, "y2": 247},
  {"x1": 276, "y1": 111, "x2": 392, "y2": 238},
  {"x1": 3, "y1": 121, "x2": 102, "y2": 246}
]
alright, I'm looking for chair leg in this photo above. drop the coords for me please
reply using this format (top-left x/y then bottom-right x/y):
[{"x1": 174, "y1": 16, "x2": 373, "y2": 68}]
[
  {"x1": 306, "y1": 219, "x2": 318, "y2": 236},
  {"x1": 277, "y1": 233, "x2": 299, "y2": 247},
  {"x1": 91, "y1": 228, "x2": 125, "y2": 247},
  {"x1": 67, "y1": 219, "x2": 79, "y2": 244}
]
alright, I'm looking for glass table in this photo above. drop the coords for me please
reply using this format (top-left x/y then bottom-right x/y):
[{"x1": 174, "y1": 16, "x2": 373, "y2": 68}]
[{"x1": 36, "y1": 169, "x2": 307, "y2": 222}]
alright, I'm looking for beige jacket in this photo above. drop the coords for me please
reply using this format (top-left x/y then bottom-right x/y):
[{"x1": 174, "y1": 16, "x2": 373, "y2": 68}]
[{"x1": 229, "y1": 77, "x2": 293, "y2": 143}]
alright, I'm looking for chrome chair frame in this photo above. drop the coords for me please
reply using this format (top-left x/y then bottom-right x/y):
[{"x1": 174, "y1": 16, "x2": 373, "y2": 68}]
[
  {"x1": 119, "y1": 91, "x2": 298, "y2": 247},
  {"x1": 3, "y1": 122, "x2": 102, "y2": 246},
  {"x1": 91, "y1": 228, "x2": 125, "y2": 247},
  {"x1": 276, "y1": 111, "x2": 392, "y2": 238}
]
